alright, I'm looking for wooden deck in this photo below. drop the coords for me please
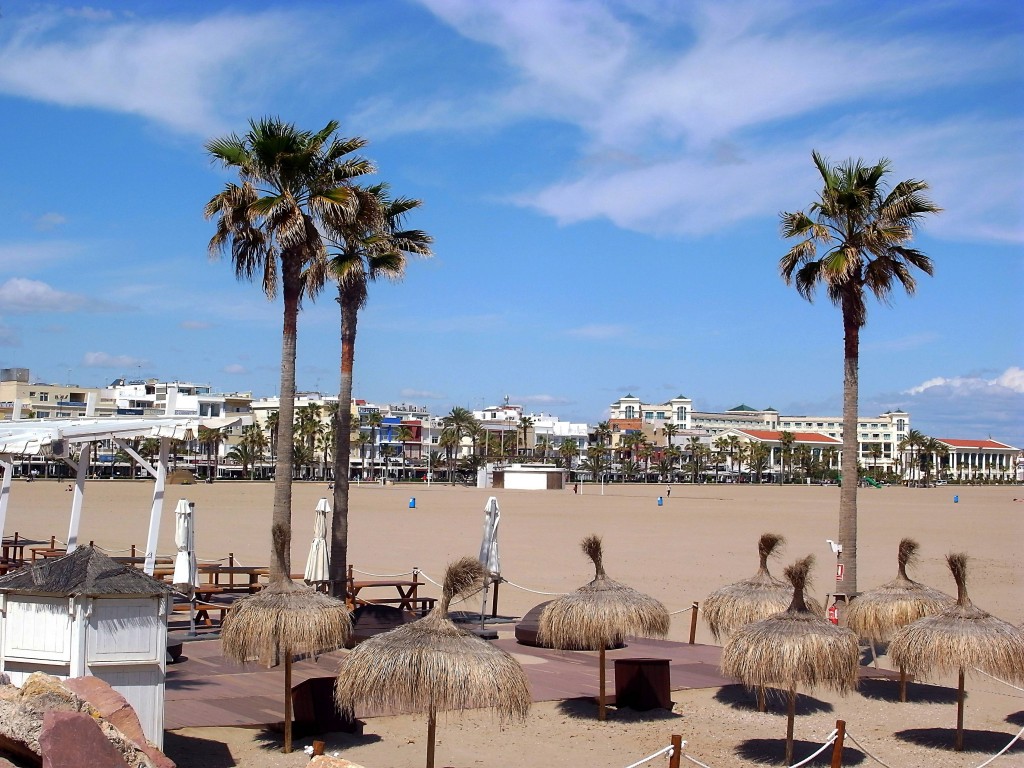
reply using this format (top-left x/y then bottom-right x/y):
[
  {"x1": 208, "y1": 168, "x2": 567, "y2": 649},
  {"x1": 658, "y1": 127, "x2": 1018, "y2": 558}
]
[{"x1": 164, "y1": 632, "x2": 732, "y2": 730}]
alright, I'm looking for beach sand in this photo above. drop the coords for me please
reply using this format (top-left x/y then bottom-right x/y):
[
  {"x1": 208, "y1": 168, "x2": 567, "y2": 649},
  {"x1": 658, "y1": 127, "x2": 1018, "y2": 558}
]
[{"x1": 4, "y1": 480, "x2": 1022, "y2": 767}]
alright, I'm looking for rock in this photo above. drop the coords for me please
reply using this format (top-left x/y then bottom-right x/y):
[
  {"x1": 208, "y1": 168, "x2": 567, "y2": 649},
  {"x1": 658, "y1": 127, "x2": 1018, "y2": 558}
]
[
  {"x1": 18, "y1": 673, "x2": 88, "y2": 716},
  {"x1": 40, "y1": 711, "x2": 130, "y2": 768},
  {"x1": 62, "y1": 678, "x2": 174, "y2": 768}
]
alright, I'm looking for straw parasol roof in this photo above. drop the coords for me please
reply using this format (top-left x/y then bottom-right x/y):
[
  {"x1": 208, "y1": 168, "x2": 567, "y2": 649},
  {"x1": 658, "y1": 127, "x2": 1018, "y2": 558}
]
[
  {"x1": 335, "y1": 557, "x2": 530, "y2": 768},
  {"x1": 703, "y1": 533, "x2": 823, "y2": 642},
  {"x1": 847, "y1": 538, "x2": 952, "y2": 643},
  {"x1": 537, "y1": 534, "x2": 670, "y2": 721},
  {"x1": 889, "y1": 552, "x2": 1024, "y2": 751},
  {"x1": 722, "y1": 555, "x2": 858, "y2": 765},
  {"x1": 221, "y1": 578, "x2": 350, "y2": 753}
]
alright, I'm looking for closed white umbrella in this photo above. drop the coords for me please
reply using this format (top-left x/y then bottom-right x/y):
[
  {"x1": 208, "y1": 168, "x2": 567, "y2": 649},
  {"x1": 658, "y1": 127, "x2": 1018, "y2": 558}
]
[
  {"x1": 171, "y1": 499, "x2": 197, "y2": 593},
  {"x1": 478, "y1": 496, "x2": 500, "y2": 627},
  {"x1": 303, "y1": 497, "x2": 331, "y2": 586}
]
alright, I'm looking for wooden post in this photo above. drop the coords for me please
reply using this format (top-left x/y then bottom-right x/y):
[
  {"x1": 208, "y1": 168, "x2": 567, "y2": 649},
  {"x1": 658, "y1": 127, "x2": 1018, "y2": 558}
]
[
  {"x1": 346, "y1": 564, "x2": 355, "y2": 609},
  {"x1": 131, "y1": 543, "x2": 136, "y2": 558},
  {"x1": 830, "y1": 719, "x2": 845, "y2": 768},
  {"x1": 668, "y1": 734, "x2": 682, "y2": 768},
  {"x1": 426, "y1": 706, "x2": 437, "y2": 768},
  {"x1": 785, "y1": 686, "x2": 796, "y2": 766},
  {"x1": 228, "y1": 552, "x2": 235, "y2": 588},
  {"x1": 598, "y1": 646, "x2": 607, "y2": 721},
  {"x1": 312, "y1": 740, "x2": 325, "y2": 756},
  {"x1": 283, "y1": 653, "x2": 293, "y2": 754},
  {"x1": 899, "y1": 666, "x2": 907, "y2": 703},
  {"x1": 689, "y1": 601, "x2": 699, "y2": 644},
  {"x1": 955, "y1": 667, "x2": 965, "y2": 751},
  {"x1": 491, "y1": 578, "x2": 500, "y2": 617}
]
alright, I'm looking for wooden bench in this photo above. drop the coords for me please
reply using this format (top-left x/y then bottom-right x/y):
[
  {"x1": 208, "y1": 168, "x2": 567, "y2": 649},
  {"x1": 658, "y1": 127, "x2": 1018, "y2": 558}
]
[{"x1": 172, "y1": 600, "x2": 231, "y2": 627}]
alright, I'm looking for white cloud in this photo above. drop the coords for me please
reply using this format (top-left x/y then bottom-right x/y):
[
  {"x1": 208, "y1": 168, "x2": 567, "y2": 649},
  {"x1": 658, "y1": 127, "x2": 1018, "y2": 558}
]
[
  {"x1": 0, "y1": 10, "x2": 309, "y2": 135},
  {"x1": 0, "y1": 322, "x2": 19, "y2": 347},
  {"x1": 0, "y1": 278, "x2": 117, "y2": 313},
  {"x1": 903, "y1": 367, "x2": 1024, "y2": 396},
  {"x1": 400, "y1": 388, "x2": 446, "y2": 400},
  {"x1": 180, "y1": 320, "x2": 212, "y2": 330},
  {"x1": 33, "y1": 212, "x2": 67, "y2": 231},
  {"x1": 82, "y1": 351, "x2": 147, "y2": 369},
  {"x1": 513, "y1": 393, "x2": 573, "y2": 406},
  {"x1": 223, "y1": 363, "x2": 248, "y2": 375},
  {"x1": 0, "y1": 241, "x2": 84, "y2": 270}
]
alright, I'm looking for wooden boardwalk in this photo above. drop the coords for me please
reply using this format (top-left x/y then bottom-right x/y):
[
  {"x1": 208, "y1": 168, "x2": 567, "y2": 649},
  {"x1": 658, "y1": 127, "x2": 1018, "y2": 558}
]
[{"x1": 164, "y1": 633, "x2": 732, "y2": 730}]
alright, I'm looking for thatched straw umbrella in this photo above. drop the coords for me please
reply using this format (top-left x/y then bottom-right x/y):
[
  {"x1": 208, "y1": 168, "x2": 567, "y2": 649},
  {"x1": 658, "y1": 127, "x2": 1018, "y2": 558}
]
[
  {"x1": 537, "y1": 534, "x2": 670, "y2": 721},
  {"x1": 703, "y1": 533, "x2": 823, "y2": 711},
  {"x1": 846, "y1": 538, "x2": 953, "y2": 701},
  {"x1": 704, "y1": 533, "x2": 825, "y2": 640},
  {"x1": 221, "y1": 579, "x2": 350, "y2": 753},
  {"x1": 722, "y1": 555, "x2": 858, "y2": 766},
  {"x1": 335, "y1": 557, "x2": 530, "y2": 768},
  {"x1": 889, "y1": 553, "x2": 1024, "y2": 751}
]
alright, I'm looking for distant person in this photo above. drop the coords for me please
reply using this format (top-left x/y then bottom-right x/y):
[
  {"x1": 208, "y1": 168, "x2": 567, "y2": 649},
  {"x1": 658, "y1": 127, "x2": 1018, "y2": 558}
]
[
  {"x1": 573, "y1": 483, "x2": 578, "y2": 494},
  {"x1": 666, "y1": 485, "x2": 671, "y2": 498}
]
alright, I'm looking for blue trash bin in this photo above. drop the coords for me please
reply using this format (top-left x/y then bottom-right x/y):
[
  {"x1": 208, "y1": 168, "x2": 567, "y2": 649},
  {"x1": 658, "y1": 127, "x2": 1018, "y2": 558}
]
[
  {"x1": 657, "y1": 497, "x2": 663, "y2": 506},
  {"x1": 409, "y1": 497, "x2": 416, "y2": 509}
]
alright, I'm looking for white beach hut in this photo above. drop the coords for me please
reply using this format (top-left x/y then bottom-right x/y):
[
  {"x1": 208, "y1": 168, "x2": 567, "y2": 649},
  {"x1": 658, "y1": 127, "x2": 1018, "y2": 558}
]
[{"x1": 0, "y1": 546, "x2": 171, "y2": 747}]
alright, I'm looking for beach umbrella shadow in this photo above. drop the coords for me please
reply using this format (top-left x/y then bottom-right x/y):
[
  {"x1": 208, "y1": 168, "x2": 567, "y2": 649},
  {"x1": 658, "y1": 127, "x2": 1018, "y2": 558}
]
[
  {"x1": 857, "y1": 678, "x2": 959, "y2": 704},
  {"x1": 890, "y1": 553, "x2": 1024, "y2": 751},
  {"x1": 1007, "y1": 711, "x2": 1024, "y2": 727},
  {"x1": 846, "y1": 538, "x2": 953, "y2": 701},
  {"x1": 336, "y1": 557, "x2": 530, "y2": 768},
  {"x1": 722, "y1": 555, "x2": 859, "y2": 766},
  {"x1": 713, "y1": 684, "x2": 833, "y2": 715},
  {"x1": 894, "y1": 727, "x2": 1024, "y2": 755},
  {"x1": 538, "y1": 534, "x2": 670, "y2": 721},
  {"x1": 736, "y1": 738, "x2": 865, "y2": 766},
  {"x1": 162, "y1": 730, "x2": 238, "y2": 768},
  {"x1": 554, "y1": 696, "x2": 680, "y2": 721}
]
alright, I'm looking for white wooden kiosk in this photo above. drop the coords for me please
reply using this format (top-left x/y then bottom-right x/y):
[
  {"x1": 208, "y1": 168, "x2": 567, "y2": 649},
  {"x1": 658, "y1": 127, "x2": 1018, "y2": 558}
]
[
  {"x1": 484, "y1": 463, "x2": 569, "y2": 490},
  {"x1": 0, "y1": 546, "x2": 171, "y2": 747}
]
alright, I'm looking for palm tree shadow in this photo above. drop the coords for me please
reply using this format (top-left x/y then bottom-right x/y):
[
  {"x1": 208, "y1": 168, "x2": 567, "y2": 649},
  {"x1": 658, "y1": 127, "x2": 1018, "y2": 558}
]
[
  {"x1": 713, "y1": 684, "x2": 833, "y2": 715},
  {"x1": 252, "y1": 727, "x2": 383, "y2": 752},
  {"x1": 1006, "y1": 711, "x2": 1024, "y2": 727},
  {"x1": 736, "y1": 738, "x2": 865, "y2": 766},
  {"x1": 857, "y1": 678, "x2": 959, "y2": 704},
  {"x1": 894, "y1": 727, "x2": 1024, "y2": 754},
  {"x1": 554, "y1": 697, "x2": 679, "y2": 722}
]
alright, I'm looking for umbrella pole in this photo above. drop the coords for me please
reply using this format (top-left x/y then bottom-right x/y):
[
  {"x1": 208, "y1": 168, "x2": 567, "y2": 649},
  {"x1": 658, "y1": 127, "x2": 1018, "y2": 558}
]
[
  {"x1": 870, "y1": 640, "x2": 878, "y2": 669},
  {"x1": 955, "y1": 667, "x2": 965, "y2": 752},
  {"x1": 283, "y1": 653, "x2": 293, "y2": 754},
  {"x1": 785, "y1": 685, "x2": 796, "y2": 766},
  {"x1": 757, "y1": 685, "x2": 766, "y2": 713},
  {"x1": 599, "y1": 645, "x2": 607, "y2": 721},
  {"x1": 426, "y1": 705, "x2": 437, "y2": 768},
  {"x1": 899, "y1": 665, "x2": 907, "y2": 703}
]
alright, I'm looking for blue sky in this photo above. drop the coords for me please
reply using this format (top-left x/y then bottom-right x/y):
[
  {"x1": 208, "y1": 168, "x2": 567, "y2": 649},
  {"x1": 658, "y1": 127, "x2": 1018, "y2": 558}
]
[{"x1": 0, "y1": 1, "x2": 1021, "y2": 445}]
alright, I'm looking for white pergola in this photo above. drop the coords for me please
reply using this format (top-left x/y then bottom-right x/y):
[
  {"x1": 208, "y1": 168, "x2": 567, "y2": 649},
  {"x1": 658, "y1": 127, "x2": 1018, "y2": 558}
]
[{"x1": 0, "y1": 414, "x2": 242, "y2": 574}]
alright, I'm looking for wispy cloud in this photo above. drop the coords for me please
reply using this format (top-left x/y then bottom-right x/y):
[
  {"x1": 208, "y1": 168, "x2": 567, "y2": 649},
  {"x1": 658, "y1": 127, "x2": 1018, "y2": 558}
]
[
  {"x1": 903, "y1": 367, "x2": 1024, "y2": 396},
  {"x1": 223, "y1": 363, "x2": 248, "y2": 375},
  {"x1": 0, "y1": 322, "x2": 19, "y2": 347},
  {"x1": 82, "y1": 351, "x2": 147, "y2": 369},
  {"x1": 565, "y1": 323, "x2": 628, "y2": 340},
  {"x1": 180, "y1": 320, "x2": 212, "y2": 330},
  {"x1": 512, "y1": 393, "x2": 574, "y2": 406},
  {"x1": 400, "y1": 388, "x2": 447, "y2": 400},
  {"x1": 0, "y1": 241, "x2": 84, "y2": 270},
  {"x1": 864, "y1": 332, "x2": 940, "y2": 353},
  {"x1": 32, "y1": 212, "x2": 67, "y2": 231},
  {"x1": 0, "y1": 9, "x2": 310, "y2": 136},
  {"x1": 0, "y1": 278, "x2": 122, "y2": 313}
]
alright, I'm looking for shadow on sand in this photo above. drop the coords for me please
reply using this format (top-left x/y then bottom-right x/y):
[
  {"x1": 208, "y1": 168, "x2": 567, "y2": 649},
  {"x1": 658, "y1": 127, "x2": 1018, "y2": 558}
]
[
  {"x1": 736, "y1": 738, "x2": 865, "y2": 766},
  {"x1": 713, "y1": 684, "x2": 833, "y2": 715},
  {"x1": 1006, "y1": 711, "x2": 1024, "y2": 727},
  {"x1": 554, "y1": 696, "x2": 680, "y2": 722},
  {"x1": 856, "y1": 678, "x2": 960, "y2": 704},
  {"x1": 163, "y1": 731, "x2": 238, "y2": 768},
  {"x1": 894, "y1": 727, "x2": 1024, "y2": 755}
]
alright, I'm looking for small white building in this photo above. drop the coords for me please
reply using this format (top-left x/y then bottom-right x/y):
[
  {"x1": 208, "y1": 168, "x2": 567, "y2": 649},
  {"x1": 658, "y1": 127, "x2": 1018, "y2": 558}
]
[
  {"x1": 483, "y1": 463, "x2": 569, "y2": 490},
  {"x1": 0, "y1": 547, "x2": 171, "y2": 748}
]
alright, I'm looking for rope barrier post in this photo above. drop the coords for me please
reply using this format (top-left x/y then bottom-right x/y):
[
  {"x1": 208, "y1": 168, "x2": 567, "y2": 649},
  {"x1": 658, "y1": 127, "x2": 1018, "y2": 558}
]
[
  {"x1": 830, "y1": 720, "x2": 845, "y2": 768},
  {"x1": 491, "y1": 577, "x2": 500, "y2": 618},
  {"x1": 669, "y1": 734, "x2": 682, "y2": 768},
  {"x1": 689, "y1": 601, "x2": 698, "y2": 645}
]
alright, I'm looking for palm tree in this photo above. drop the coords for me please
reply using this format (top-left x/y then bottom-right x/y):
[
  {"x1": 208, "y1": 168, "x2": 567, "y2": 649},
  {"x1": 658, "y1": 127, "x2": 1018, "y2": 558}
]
[
  {"x1": 395, "y1": 425, "x2": 415, "y2": 480},
  {"x1": 197, "y1": 426, "x2": 224, "y2": 481},
  {"x1": 439, "y1": 427, "x2": 460, "y2": 484},
  {"x1": 363, "y1": 412, "x2": 383, "y2": 481},
  {"x1": 558, "y1": 438, "x2": 578, "y2": 470},
  {"x1": 328, "y1": 184, "x2": 432, "y2": 595},
  {"x1": 780, "y1": 151, "x2": 939, "y2": 595},
  {"x1": 685, "y1": 437, "x2": 704, "y2": 483},
  {"x1": 226, "y1": 441, "x2": 261, "y2": 480},
  {"x1": 779, "y1": 431, "x2": 796, "y2": 484},
  {"x1": 517, "y1": 416, "x2": 534, "y2": 457},
  {"x1": 534, "y1": 436, "x2": 552, "y2": 464},
  {"x1": 663, "y1": 422, "x2": 679, "y2": 450},
  {"x1": 440, "y1": 407, "x2": 475, "y2": 465},
  {"x1": 265, "y1": 410, "x2": 280, "y2": 462},
  {"x1": 206, "y1": 117, "x2": 370, "y2": 583},
  {"x1": 747, "y1": 442, "x2": 771, "y2": 483}
]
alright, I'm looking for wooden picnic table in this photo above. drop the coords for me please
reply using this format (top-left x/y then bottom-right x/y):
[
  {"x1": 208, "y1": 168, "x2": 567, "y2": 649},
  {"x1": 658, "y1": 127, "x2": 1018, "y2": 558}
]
[
  {"x1": 210, "y1": 565, "x2": 270, "y2": 593},
  {"x1": 348, "y1": 578, "x2": 436, "y2": 615},
  {"x1": 111, "y1": 555, "x2": 174, "y2": 567}
]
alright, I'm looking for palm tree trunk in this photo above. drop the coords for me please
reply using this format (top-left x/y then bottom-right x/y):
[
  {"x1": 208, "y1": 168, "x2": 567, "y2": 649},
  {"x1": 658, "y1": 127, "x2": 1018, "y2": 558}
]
[
  {"x1": 839, "y1": 307, "x2": 860, "y2": 597},
  {"x1": 330, "y1": 288, "x2": 356, "y2": 600},
  {"x1": 270, "y1": 264, "x2": 300, "y2": 584}
]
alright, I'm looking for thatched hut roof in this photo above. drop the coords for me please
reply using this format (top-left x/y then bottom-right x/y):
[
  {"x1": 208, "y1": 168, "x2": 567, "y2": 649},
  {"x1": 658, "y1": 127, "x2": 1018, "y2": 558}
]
[
  {"x1": 721, "y1": 555, "x2": 859, "y2": 692},
  {"x1": 537, "y1": 535, "x2": 669, "y2": 650},
  {"x1": 221, "y1": 579, "x2": 351, "y2": 663},
  {"x1": 0, "y1": 546, "x2": 169, "y2": 598},
  {"x1": 846, "y1": 538, "x2": 953, "y2": 642},
  {"x1": 703, "y1": 533, "x2": 823, "y2": 641},
  {"x1": 889, "y1": 553, "x2": 1024, "y2": 683},
  {"x1": 335, "y1": 557, "x2": 530, "y2": 721}
]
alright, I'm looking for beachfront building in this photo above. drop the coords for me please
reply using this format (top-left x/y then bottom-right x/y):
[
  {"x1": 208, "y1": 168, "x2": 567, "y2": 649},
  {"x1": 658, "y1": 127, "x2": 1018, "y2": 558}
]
[
  {"x1": 0, "y1": 368, "x2": 102, "y2": 421},
  {"x1": 931, "y1": 438, "x2": 1020, "y2": 483},
  {"x1": 713, "y1": 429, "x2": 844, "y2": 483}
]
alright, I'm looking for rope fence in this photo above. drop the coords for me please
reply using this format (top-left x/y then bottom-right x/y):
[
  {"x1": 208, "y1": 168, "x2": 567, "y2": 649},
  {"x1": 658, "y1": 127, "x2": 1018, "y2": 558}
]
[{"x1": 622, "y1": 738, "x2": 680, "y2": 768}]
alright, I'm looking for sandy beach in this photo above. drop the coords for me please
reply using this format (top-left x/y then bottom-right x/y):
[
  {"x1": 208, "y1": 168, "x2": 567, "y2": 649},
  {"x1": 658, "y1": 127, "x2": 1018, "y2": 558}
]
[{"x1": 4, "y1": 479, "x2": 1023, "y2": 767}]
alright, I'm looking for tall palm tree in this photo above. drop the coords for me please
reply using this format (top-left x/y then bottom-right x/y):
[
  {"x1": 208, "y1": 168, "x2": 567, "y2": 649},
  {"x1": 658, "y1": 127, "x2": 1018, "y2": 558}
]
[
  {"x1": 206, "y1": 117, "x2": 371, "y2": 583},
  {"x1": 517, "y1": 416, "x2": 534, "y2": 457},
  {"x1": 686, "y1": 437, "x2": 704, "y2": 483},
  {"x1": 395, "y1": 425, "x2": 415, "y2": 479},
  {"x1": 780, "y1": 151, "x2": 939, "y2": 595},
  {"x1": 558, "y1": 438, "x2": 578, "y2": 470},
  {"x1": 265, "y1": 410, "x2": 280, "y2": 462},
  {"x1": 328, "y1": 185, "x2": 432, "y2": 595},
  {"x1": 663, "y1": 422, "x2": 680, "y2": 450},
  {"x1": 779, "y1": 431, "x2": 796, "y2": 484}
]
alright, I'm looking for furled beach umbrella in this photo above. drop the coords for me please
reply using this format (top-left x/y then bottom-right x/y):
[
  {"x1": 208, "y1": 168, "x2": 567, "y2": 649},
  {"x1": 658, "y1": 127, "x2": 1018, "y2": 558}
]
[
  {"x1": 537, "y1": 534, "x2": 670, "y2": 721},
  {"x1": 171, "y1": 499, "x2": 199, "y2": 634},
  {"x1": 846, "y1": 538, "x2": 953, "y2": 701},
  {"x1": 722, "y1": 556, "x2": 858, "y2": 766},
  {"x1": 889, "y1": 553, "x2": 1024, "y2": 751},
  {"x1": 336, "y1": 557, "x2": 530, "y2": 768},
  {"x1": 703, "y1": 533, "x2": 824, "y2": 641},
  {"x1": 222, "y1": 580, "x2": 350, "y2": 753},
  {"x1": 303, "y1": 497, "x2": 331, "y2": 587}
]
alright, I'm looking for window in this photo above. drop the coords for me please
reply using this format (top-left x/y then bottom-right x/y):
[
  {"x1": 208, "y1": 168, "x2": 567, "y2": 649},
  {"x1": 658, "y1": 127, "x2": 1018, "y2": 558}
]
[
  {"x1": 38, "y1": 392, "x2": 49, "y2": 402},
  {"x1": 625, "y1": 406, "x2": 635, "y2": 419}
]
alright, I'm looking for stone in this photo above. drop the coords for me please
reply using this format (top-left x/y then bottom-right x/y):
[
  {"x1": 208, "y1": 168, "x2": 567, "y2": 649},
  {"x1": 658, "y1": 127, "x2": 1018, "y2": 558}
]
[
  {"x1": 39, "y1": 711, "x2": 130, "y2": 768},
  {"x1": 309, "y1": 756, "x2": 367, "y2": 768}
]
